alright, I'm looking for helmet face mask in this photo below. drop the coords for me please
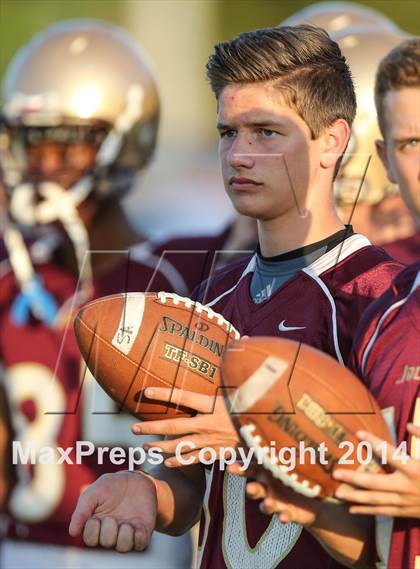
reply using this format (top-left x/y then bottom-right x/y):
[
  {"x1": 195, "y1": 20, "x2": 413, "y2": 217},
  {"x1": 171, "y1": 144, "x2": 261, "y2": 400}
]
[{"x1": 4, "y1": 123, "x2": 108, "y2": 191}]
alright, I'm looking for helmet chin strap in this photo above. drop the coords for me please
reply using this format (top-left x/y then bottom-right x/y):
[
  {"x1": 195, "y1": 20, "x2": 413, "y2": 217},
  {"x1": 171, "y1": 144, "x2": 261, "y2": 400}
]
[
  {"x1": 7, "y1": 178, "x2": 94, "y2": 327},
  {"x1": 38, "y1": 180, "x2": 94, "y2": 303},
  {"x1": 4, "y1": 223, "x2": 59, "y2": 326}
]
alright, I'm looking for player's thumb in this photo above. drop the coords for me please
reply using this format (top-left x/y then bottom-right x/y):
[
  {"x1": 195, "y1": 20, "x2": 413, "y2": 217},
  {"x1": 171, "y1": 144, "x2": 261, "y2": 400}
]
[{"x1": 69, "y1": 488, "x2": 98, "y2": 537}]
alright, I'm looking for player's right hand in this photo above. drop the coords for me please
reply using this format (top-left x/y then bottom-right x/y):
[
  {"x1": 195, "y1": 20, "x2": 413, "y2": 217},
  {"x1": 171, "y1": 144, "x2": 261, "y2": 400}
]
[{"x1": 69, "y1": 471, "x2": 157, "y2": 553}]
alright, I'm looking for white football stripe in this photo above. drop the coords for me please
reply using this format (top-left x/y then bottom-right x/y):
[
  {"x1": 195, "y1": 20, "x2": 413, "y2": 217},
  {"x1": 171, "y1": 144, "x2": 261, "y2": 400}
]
[
  {"x1": 111, "y1": 293, "x2": 146, "y2": 355},
  {"x1": 229, "y1": 356, "x2": 288, "y2": 413}
]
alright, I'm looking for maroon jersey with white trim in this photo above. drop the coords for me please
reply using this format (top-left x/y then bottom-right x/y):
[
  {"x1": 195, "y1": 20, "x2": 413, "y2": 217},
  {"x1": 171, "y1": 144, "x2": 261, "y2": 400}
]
[
  {"x1": 350, "y1": 262, "x2": 420, "y2": 569},
  {"x1": 0, "y1": 248, "x2": 184, "y2": 547},
  {"x1": 197, "y1": 233, "x2": 402, "y2": 569}
]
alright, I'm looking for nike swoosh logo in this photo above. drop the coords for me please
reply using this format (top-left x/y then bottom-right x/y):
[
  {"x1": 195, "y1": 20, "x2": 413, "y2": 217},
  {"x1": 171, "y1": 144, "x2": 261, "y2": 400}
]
[{"x1": 278, "y1": 320, "x2": 306, "y2": 332}]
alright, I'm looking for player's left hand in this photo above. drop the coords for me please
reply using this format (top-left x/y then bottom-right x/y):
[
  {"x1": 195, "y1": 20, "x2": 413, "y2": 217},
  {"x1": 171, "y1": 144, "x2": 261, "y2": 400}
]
[
  {"x1": 228, "y1": 462, "x2": 325, "y2": 527},
  {"x1": 332, "y1": 427, "x2": 420, "y2": 518},
  {"x1": 132, "y1": 387, "x2": 240, "y2": 467}
]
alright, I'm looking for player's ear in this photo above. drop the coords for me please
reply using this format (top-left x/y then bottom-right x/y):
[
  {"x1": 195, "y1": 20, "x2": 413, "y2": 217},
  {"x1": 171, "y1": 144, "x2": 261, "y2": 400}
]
[
  {"x1": 320, "y1": 119, "x2": 350, "y2": 170},
  {"x1": 375, "y1": 139, "x2": 397, "y2": 184}
]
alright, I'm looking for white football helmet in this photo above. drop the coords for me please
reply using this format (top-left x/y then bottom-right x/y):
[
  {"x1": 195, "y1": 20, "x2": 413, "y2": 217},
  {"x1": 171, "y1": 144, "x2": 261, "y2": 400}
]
[
  {"x1": 333, "y1": 26, "x2": 406, "y2": 205},
  {"x1": 1, "y1": 18, "x2": 160, "y2": 203},
  {"x1": 281, "y1": 2, "x2": 400, "y2": 35}
]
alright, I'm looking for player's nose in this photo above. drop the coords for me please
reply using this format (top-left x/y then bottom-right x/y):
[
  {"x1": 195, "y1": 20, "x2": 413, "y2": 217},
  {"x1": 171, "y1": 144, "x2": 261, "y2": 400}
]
[{"x1": 226, "y1": 134, "x2": 256, "y2": 169}]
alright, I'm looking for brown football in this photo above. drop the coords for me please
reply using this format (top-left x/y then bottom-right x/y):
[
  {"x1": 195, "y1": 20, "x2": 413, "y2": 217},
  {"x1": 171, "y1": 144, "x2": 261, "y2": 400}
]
[
  {"x1": 74, "y1": 292, "x2": 239, "y2": 420},
  {"x1": 221, "y1": 337, "x2": 392, "y2": 502}
]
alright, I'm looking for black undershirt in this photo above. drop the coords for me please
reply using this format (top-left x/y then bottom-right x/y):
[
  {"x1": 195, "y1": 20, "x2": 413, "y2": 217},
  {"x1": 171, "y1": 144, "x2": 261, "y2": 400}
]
[{"x1": 251, "y1": 226, "x2": 354, "y2": 304}]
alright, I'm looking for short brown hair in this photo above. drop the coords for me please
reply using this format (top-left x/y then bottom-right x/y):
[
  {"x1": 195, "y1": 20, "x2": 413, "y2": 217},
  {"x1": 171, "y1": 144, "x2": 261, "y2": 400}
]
[
  {"x1": 375, "y1": 37, "x2": 420, "y2": 137},
  {"x1": 206, "y1": 25, "x2": 356, "y2": 139}
]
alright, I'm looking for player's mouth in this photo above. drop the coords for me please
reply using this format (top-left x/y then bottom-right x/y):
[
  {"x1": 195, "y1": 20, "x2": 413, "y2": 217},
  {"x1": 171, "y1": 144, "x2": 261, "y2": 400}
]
[{"x1": 229, "y1": 176, "x2": 263, "y2": 191}]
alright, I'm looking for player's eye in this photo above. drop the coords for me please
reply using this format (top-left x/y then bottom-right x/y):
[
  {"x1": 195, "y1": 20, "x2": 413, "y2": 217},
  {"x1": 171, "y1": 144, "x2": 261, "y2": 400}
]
[
  {"x1": 259, "y1": 128, "x2": 278, "y2": 138},
  {"x1": 219, "y1": 129, "x2": 237, "y2": 139},
  {"x1": 399, "y1": 139, "x2": 419, "y2": 152}
]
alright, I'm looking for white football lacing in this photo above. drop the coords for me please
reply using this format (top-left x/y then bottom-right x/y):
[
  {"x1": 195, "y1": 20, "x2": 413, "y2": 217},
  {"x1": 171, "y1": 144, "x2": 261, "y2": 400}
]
[
  {"x1": 157, "y1": 292, "x2": 240, "y2": 339},
  {"x1": 240, "y1": 423, "x2": 322, "y2": 499}
]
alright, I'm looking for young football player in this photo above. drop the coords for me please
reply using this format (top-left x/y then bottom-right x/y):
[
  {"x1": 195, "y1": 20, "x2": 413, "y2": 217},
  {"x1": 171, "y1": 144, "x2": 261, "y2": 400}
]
[
  {"x1": 0, "y1": 19, "x2": 194, "y2": 569},
  {"x1": 229, "y1": 37, "x2": 420, "y2": 569},
  {"x1": 332, "y1": 37, "x2": 420, "y2": 569},
  {"x1": 69, "y1": 25, "x2": 404, "y2": 568}
]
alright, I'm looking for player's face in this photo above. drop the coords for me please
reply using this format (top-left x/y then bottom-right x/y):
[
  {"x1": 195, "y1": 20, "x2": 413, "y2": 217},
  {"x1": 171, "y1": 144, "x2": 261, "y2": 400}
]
[
  {"x1": 15, "y1": 139, "x2": 101, "y2": 228},
  {"x1": 379, "y1": 87, "x2": 420, "y2": 217},
  {"x1": 217, "y1": 83, "x2": 321, "y2": 221},
  {"x1": 26, "y1": 141, "x2": 98, "y2": 190}
]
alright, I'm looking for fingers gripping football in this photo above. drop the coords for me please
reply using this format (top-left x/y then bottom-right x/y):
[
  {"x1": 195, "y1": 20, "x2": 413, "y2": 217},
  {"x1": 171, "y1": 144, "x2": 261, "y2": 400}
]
[
  {"x1": 69, "y1": 471, "x2": 157, "y2": 552},
  {"x1": 333, "y1": 430, "x2": 420, "y2": 517},
  {"x1": 133, "y1": 388, "x2": 240, "y2": 467}
]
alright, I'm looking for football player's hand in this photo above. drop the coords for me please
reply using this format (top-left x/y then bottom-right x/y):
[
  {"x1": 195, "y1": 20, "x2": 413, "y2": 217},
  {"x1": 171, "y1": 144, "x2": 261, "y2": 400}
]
[
  {"x1": 228, "y1": 462, "x2": 324, "y2": 527},
  {"x1": 407, "y1": 423, "x2": 420, "y2": 438},
  {"x1": 132, "y1": 387, "x2": 239, "y2": 467},
  {"x1": 332, "y1": 427, "x2": 420, "y2": 518},
  {"x1": 69, "y1": 471, "x2": 157, "y2": 552}
]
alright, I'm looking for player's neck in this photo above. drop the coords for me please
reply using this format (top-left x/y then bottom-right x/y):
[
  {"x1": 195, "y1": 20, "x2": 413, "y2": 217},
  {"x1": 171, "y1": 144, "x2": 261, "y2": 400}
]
[
  {"x1": 89, "y1": 201, "x2": 141, "y2": 250},
  {"x1": 257, "y1": 208, "x2": 344, "y2": 258},
  {"x1": 340, "y1": 197, "x2": 419, "y2": 245},
  {"x1": 88, "y1": 201, "x2": 145, "y2": 277},
  {"x1": 58, "y1": 201, "x2": 144, "y2": 278}
]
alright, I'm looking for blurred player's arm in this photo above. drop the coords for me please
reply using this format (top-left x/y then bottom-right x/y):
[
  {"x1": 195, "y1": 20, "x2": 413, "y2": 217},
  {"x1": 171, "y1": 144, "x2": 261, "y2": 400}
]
[{"x1": 69, "y1": 463, "x2": 205, "y2": 552}]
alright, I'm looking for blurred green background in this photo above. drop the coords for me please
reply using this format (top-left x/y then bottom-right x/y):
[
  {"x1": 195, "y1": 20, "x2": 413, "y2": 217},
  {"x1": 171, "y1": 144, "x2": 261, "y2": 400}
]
[
  {"x1": 1, "y1": 0, "x2": 419, "y2": 237},
  {"x1": 1, "y1": 0, "x2": 419, "y2": 76},
  {"x1": 218, "y1": 0, "x2": 419, "y2": 37}
]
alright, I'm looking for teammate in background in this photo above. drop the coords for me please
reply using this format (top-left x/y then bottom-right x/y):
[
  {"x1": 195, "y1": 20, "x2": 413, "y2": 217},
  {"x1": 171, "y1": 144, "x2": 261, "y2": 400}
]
[
  {"x1": 282, "y1": 3, "x2": 419, "y2": 264},
  {"x1": 333, "y1": 26, "x2": 419, "y2": 265},
  {"x1": 70, "y1": 26, "x2": 403, "y2": 568},
  {"x1": 333, "y1": 37, "x2": 420, "y2": 569},
  {"x1": 370, "y1": 36, "x2": 420, "y2": 266},
  {"x1": 0, "y1": 20, "x2": 193, "y2": 569},
  {"x1": 228, "y1": 37, "x2": 420, "y2": 569}
]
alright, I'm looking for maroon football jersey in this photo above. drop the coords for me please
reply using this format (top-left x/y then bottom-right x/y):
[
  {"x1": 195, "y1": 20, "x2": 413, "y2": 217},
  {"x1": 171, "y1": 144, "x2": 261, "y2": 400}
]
[
  {"x1": 197, "y1": 233, "x2": 402, "y2": 569},
  {"x1": 0, "y1": 247, "x2": 185, "y2": 547},
  {"x1": 149, "y1": 223, "x2": 257, "y2": 294},
  {"x1": 381, "y1": 230, "x2": 420, "y2": 266},
  {"x1": 350, "y1": 261, "x2": 420, "y2": 569}
]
